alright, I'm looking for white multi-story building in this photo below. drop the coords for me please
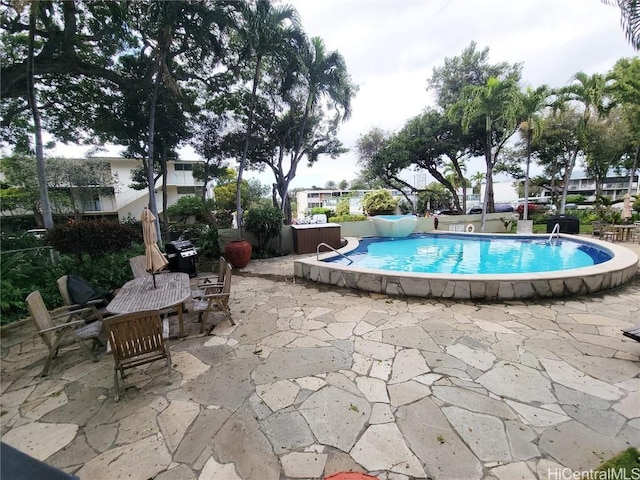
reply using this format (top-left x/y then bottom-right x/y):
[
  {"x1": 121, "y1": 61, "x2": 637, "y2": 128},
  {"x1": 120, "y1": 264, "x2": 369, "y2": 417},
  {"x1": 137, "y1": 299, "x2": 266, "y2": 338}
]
[
  {"x1": 566, "y1": 169, "x2": 639, "y2": 201},
  {"x1": 1, "y1": 157, "x2": 204, "y2": 222}
]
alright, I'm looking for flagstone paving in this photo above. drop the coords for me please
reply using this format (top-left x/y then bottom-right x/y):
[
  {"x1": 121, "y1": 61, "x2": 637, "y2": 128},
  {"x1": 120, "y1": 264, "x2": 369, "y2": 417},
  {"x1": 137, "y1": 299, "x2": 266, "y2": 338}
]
[{"x1": 1, "y1": 243, "x2": 639, "y2": 480}]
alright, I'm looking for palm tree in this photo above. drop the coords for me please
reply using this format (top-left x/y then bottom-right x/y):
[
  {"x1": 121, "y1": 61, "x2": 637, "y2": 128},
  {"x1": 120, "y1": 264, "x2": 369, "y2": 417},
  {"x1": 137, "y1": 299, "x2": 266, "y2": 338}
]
[
  {"x1": 603, "y1": 0, "x2": 640, "y2": 49},
  {"x1": 234, "y1": 0, "x2": 303, "y2": 237},
  {"x1": 442, "y1": 159, "x2": 467, "y2": 210},
  {"x1": 470, "y1": 171, "x2": 485, "y2": 195},
  {"x1": 519, "y1": 85, "x2": 551, "y2": 220},
  {"x1": 458, "y1": 76, "x2": 521, "y2": 231},
  {"x1": 273, "y1": 36, "x2": 355, "y2": 221},
  {"x1": 556, "y1": 72, "x2": 614, "y2": 213}
]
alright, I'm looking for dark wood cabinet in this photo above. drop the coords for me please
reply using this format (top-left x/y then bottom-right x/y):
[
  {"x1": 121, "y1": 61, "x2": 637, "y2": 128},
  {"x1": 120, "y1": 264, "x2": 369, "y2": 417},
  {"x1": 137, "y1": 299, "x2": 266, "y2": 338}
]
[{"x1": 291, "y1": 223, "x2": 342, "y2": 254}]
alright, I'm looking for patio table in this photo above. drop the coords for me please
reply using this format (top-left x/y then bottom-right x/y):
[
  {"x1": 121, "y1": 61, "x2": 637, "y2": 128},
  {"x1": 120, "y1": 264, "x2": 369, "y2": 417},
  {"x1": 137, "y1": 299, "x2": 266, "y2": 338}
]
[
  {"x1": 106, "y1": 272, "x2": 190, "y2": 337},
  {"x1": 613, "y1": 224, "x2": 635, "y2": 242}
]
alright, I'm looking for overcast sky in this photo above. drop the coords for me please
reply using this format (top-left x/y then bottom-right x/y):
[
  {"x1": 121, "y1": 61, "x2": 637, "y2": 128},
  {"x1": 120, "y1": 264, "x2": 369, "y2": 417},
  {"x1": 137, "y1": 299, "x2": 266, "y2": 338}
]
[{"x1": 51, "y1": 0, "x2": 636, "y2": 189}]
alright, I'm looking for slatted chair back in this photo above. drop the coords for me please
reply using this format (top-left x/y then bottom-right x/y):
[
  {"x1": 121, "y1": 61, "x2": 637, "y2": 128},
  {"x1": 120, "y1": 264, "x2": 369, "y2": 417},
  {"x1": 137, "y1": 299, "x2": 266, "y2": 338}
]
[
  {"x1": 56, "y1": 275, "x2": 73, "y2": 306},
  {"x1": 129, "y1": 256, "x2": 151, "y2": 278},
  {"x1": 191, "y1": 257, "x2": 227, "y2": 300},
  {"x1": 26, "y1": 290, "x2": 101, "y2": 376},
  {"x1": 26, "y1": 291, "x2": 55, "y2": 347},
  {"x1": 103, "y1": 310, "x2": 171, "y2": 401},
  {"x1": 56, "y1": 275, "x2": 106, "y2": 323},
  {"x1": 193, "y1": 262, "x2": 235, "y2": 334}
]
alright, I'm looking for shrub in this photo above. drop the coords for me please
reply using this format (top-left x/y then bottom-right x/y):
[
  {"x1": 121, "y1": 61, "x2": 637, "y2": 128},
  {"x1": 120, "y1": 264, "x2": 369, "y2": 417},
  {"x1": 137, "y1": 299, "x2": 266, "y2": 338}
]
[
  {"x1": 398, "y1": 200, "x2": 412, "y2": 214},
  {"x1": 0, "y1": 243, "x2": 145, "y2": 324},
  {"x1": 516, "y1": 203, "x2": 537, "y2": 219},
  {"x1": 531, "y1": 212, "x2": 548, "y2": 224},
  {"x1": 47, "y1": 220, "x2": 142, "y2": 258},
  {"x1": 166, "y1": 195, "x2": 212, "y2": 223},
  {"x1": 335, "y1": 199, "x2": 350, "y2": 216},
  {"x1": 566, "y1": 194, "x2": 586, "y2": 204},
  {"x1": 189, "y1": 224, "x2": 220, "y2": 260},
  {"x1": 0, "y1": 231, "x2": 46, "y2": 251},
  {"x1": 310, "y1": 207, "x2": 334, "y2": 217},
  {"x1": 244, "y1": 206, "x2": 285, "y2": 251},
  {"x1": 361, "y1": 190, "x2": 398, "y2": 216},
  {"x1": 328, "y1": 214, "x2": 367, "y2": 222}
]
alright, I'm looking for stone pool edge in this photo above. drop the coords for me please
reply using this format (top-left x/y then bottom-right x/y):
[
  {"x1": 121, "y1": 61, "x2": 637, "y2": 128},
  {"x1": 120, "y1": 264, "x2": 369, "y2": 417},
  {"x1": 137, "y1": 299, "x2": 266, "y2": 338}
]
[{"x1": 293, "y1": 234, "x2": 639, "y2": 300}]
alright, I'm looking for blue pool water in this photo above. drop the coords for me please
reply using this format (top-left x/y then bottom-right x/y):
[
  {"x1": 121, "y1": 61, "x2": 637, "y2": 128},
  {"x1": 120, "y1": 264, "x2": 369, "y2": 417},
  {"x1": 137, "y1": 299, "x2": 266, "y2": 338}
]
[{"x1": 324, "y1": 234, "x2": 613, "y2": 274}]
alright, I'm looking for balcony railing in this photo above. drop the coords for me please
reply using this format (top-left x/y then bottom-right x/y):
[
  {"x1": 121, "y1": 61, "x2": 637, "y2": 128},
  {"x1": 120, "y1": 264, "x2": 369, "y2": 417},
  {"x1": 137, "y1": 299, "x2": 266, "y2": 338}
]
[{"x1": 77, "y1": 200, "x2": 101, "y2": 212}]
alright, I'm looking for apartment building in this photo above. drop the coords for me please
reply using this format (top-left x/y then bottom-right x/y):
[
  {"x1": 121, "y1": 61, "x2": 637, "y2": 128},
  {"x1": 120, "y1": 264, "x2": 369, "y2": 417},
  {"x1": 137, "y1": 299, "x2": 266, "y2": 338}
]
[
  {"x1": 566, "y1": 170, "x2": 639, "y2": 201},
  {"x1": 1, "y1": 157, "x2": 204, "y2": 222}
]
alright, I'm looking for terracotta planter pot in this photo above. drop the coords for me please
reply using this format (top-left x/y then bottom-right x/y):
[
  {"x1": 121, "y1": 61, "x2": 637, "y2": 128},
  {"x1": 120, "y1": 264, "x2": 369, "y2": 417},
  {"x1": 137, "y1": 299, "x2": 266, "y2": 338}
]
[{"x1": 224, "y1": 239, "x2": 252, "y2": 269}]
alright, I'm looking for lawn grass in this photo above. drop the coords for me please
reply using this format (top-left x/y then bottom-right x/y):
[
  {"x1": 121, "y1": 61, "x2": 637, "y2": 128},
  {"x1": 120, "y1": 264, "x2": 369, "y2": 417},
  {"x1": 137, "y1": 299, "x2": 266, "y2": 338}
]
[
  {"x1": 530, "y1": 223, "x2": 594, "y2": 234},
  {"x1": 596, "y1": 447, "x2": 640, "y2": 476}
]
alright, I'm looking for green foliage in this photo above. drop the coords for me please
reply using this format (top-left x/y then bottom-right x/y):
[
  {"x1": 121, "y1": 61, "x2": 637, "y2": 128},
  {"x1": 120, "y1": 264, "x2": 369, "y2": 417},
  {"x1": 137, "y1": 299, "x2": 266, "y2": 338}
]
[
  {"x1": 335, "y1": 199, "x2": 350, "y2": 216},
  {"x1": 0, "y1": 243, "x2": 145, "y2": 324},
  {"x1": 166, "y1": 196, "x2": 213, "y2": 223},
  {"x1": 361, "y1": 190, "x2": 398, "y2": 216},
  {"x1": 176, "y1": 224, "x2": 220, "y2": 260},
  {"x1": 398, "y1": 200, "x2": 412, "y2": 214},
  {"x1": 328, "y1": 214, "x2": 367, "y2": 223},
  {"x1": 566, "y1": 194, "x2": 586, "y2": 204},
  {"x1": 244, "y1": 206, "x2": 285, "y2": 251},
  {"x1": 596, "y1": 447, "x2": 640, "y2": 474},
  {"x1": 0, "y1": 232, "x2": 46, "y2": 251},
  {"x1": 47, "y1": 220, "x2": 142, "y2": 259},
  {"x1": 310, "y1": 207, "x2": 334, "y2": 216}
]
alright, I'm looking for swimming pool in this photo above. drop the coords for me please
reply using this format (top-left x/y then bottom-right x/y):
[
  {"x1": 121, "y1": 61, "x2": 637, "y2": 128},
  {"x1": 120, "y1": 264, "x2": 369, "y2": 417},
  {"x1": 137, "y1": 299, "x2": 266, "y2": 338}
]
[
  {"x1": 294, "y1": 233, "x2": 638, "y2": 300},
  {"x1": 324, "y1": 234, "x2": 612, "y2": 274}
]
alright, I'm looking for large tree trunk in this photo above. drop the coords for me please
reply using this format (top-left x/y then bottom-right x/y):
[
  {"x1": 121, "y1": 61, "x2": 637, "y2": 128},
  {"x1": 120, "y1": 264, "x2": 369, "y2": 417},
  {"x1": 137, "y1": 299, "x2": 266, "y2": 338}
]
[
  {"x1": 523, "y1": 129, "x2": 532, "y2": 221},
  {"x1": 161, "y1": 143, "x2": 168, "y2": 225},
  {"x1": 146, "y1": 73, "x2": 162, "y2": 244},
  {"x1": 236, "y1": 56, "x2": 263, "y2": 239},
  {"x1": 28, "y1": 8, "x2": 53, "y2": 229},
  {"x1": 479, "y1": 119, "x2": 493, "y2": 233},
  {"x1": 559, "y1": 145, "x2": 579, "y2": 214},
  {"x1": 628, "y1": 143, "x2": 639, "y2": 195}
]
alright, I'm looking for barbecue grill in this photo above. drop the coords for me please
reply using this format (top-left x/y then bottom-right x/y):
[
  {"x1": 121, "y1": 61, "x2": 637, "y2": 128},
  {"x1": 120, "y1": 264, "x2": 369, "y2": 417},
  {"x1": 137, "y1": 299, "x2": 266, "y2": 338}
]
[{"x1": 165, "y1": 240, "x2": 198, "y2": 277}]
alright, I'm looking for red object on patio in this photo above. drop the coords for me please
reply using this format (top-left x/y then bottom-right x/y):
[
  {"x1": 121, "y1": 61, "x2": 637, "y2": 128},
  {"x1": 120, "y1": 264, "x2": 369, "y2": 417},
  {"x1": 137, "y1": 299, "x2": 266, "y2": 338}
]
[{"x1": 324, "y1": 473, "x2": 378, "y2": 480}]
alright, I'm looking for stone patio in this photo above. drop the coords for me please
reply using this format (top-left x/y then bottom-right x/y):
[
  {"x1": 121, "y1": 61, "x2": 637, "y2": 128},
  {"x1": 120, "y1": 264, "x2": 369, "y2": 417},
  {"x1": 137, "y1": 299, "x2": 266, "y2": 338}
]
[{"x1": 1, "y1": 242, "x2": 639, "y2": 480}]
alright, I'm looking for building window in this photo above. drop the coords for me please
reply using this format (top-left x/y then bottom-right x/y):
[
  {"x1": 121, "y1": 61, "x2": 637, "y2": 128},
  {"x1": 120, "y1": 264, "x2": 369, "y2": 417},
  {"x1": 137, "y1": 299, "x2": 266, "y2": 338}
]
[
  {"x1": 174, "y1": 164, "x2": 193, "y2": 171},
  {"x1": 177, "y1": 186, "x2": 197, "y2": 195}
]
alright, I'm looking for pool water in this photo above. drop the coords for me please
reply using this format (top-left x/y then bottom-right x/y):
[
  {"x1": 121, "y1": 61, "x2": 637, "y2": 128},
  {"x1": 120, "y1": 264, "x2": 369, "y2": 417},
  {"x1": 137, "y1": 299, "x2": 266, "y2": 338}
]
[{"x1": 325, "y1": 234, "x2": 613, "y2": 274}]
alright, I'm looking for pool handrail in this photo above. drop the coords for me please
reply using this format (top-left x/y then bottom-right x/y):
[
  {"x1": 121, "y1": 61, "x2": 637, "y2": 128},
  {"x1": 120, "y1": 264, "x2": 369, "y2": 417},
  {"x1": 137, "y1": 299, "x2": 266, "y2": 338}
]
[
  {"x1": 548, "y1": 223, "x2": 561, "y2": 244},
  {"x1": 316, "y1": 242, "x2": 353, "y2": 265}
]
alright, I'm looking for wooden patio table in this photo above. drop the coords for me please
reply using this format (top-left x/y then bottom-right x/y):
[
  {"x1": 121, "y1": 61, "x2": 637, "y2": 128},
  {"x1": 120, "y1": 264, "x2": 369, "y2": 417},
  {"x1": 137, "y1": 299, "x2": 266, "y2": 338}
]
[
  {"x1": 106, "y1": 272, "x2": 190, "y2": 337},
  {"x1": 613, "y1": 224, "x2": 635, "y2": 242}
]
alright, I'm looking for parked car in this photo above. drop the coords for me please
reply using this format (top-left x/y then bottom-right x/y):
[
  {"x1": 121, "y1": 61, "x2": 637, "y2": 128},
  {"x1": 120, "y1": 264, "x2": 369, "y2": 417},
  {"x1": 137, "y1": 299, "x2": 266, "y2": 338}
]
[
  {"x1": 467, "y1": 203, "x2": 515, "y2": 214},
  {"x1": 433, "y1": 209, "x2": 461, "y2": 216},
  {"x1": 26, "y1": 229, "x2": 48, "y2": 240}
]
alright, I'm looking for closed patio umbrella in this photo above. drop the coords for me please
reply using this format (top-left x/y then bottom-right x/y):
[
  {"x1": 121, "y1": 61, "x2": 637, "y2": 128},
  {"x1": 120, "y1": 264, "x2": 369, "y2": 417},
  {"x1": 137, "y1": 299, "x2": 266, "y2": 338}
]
[
  {"x1": 622, "y1": 194, "x2": 633, "y2": 221},
  {"x1": 141, "y1": 207, "x2": 168, "y2": 287}
]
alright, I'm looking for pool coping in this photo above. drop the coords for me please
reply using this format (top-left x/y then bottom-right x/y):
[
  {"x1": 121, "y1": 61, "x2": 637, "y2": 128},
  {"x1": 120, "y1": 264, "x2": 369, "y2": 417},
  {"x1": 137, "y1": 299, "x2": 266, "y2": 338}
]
[{"x1": 293, "y1": 233, "x2": 639, "y2": 300}]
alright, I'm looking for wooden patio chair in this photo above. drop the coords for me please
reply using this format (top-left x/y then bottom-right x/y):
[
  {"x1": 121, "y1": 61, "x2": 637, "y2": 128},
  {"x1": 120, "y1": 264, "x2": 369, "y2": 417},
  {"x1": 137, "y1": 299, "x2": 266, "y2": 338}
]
[
  {"x1": 129, "y1": 255, "x2": 151, "y2": 278},
  {"x1": 103, "y1": 310, "x2": 171, "y2": 401},
  {"x1": 26, "y1": 291, "x2": 103, "y2": 376},
  {"x1": 192, "y1": 256, "x2": 227, "y2": 299},
  {"x1": 56, "y1": 275, "x2": 107, "y2": 323},
  {"x1": 193, "y1": 262, "x2": 235, "y2": 334},
  {"x1": 600, "y1": 224, "x2": 617, "y2": 242},
  {"x1": 591, "y1": 221, "x2": 604, "y2": 236}
]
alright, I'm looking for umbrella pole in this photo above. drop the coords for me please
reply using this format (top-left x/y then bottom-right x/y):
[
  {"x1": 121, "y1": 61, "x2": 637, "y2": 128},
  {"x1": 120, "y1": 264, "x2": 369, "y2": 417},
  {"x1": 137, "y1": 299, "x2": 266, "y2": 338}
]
[{"x1": 153, "y1": 272, "x2": 157, "y2": 288}]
